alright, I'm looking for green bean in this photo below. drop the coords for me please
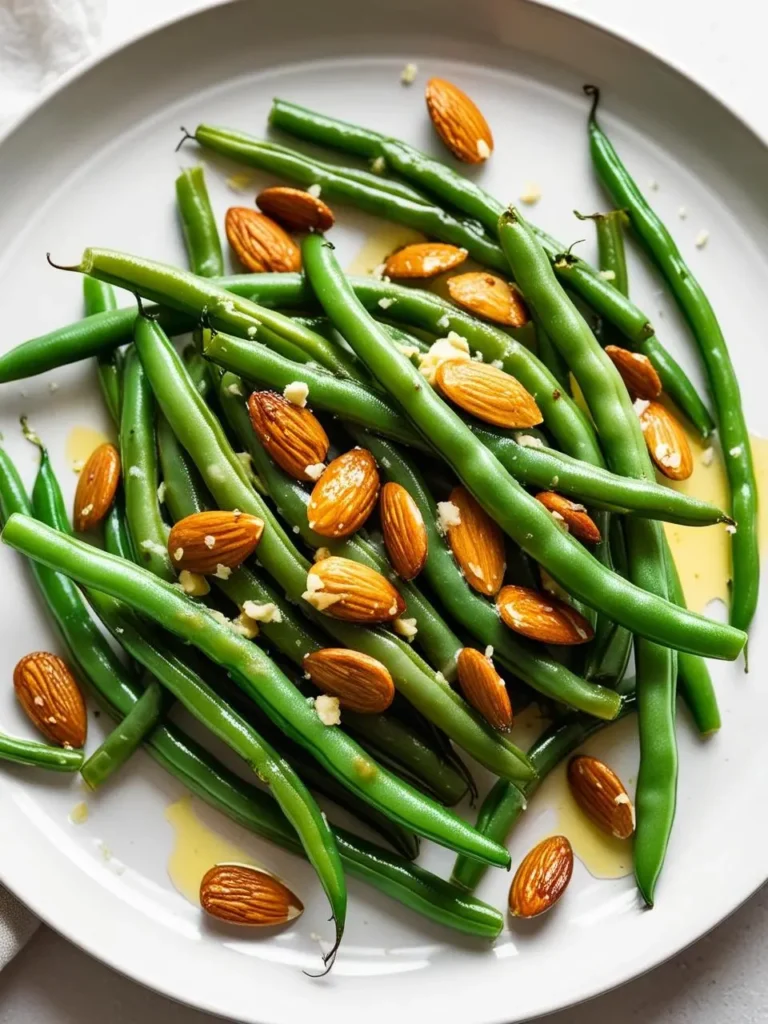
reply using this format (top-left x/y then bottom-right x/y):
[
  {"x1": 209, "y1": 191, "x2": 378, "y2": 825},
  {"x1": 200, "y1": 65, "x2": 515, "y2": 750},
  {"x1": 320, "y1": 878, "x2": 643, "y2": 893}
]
[
  {"x1": 585, "y1": 87, "x2": 757, "y2": 631},
  {"x1": 302, "y1": 233, "x2": 745, "y2": 661},
  {"x1": 120, "y1": 347, "x2": 174, "y2": 580},
  {"x1": 175, "y1": 166, "x2": 224, "y2": 278},
  {"x1": 188, "y1": 126, "x2": 509, "y2": 272},
  {"x1": 451, "y1": 695, "x2": 637, "y2": 891},
  {"x1": 136, "y1": 314, "x2": 531, "y2": 783},
  {"x1": 83, "y1": 276, "x2": 122, "y2": 422},
  {"x1": 0, "y1": 734, "x2": 84, "y2": 772},
  {"x1": 81, "y1": 677, "x2": 164, "y2": 789}
]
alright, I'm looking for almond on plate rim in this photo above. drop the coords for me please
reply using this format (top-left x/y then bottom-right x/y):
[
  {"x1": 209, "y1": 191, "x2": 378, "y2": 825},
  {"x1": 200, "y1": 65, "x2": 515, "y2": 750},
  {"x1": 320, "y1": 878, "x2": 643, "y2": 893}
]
[
  {"x1": 379, "y1": 481, "x2": 428, "y2": 580},
  {"x1": 567, "y1": 754, "x2": 635, "y2": 840},
  {"x1": 509, "y1": 835, "x2": 574, "y2": 918},
  {"x1": 13, "y1": 651, "x2": 87, "y2": 749},
  {"x1": 435, "y1": 359, "x2": 543, "y2": 430},
  {"x1": 496, "y1": 584, "x2": 594, "y2": 645},
  {"x1": 425, "y1": 77, "x2": 494, "y2": 164},
  {"x1": 456, "y1": 647, "x2": 513, "y2": 731},
  {"x1": 256, "y1": 186, "x2": 335, "y2": 233},
  {"x1": 247, "y1": 390, "x2": 329, "y2": 482},
  {"x1": 638, "y1": 399, "x2": 694, "y2": 480},
  {"x1": 445, "y1": 485, "x2": 506, "y2": 597},
  {"x1": 225, "y1": 206, "x2": 301, "y2": 273},
  {"x1": 535, "y1": 491, "x2": 602, "y2": 545},
  {"x1": 73, "y1": 441, "x2": 121, "y2": 533},
  {"x1": 605, "y1": 344, "x2": 662, "y2": 400},
  {"x1": 307, "y1": 447, "x2": 380, "y2": 539},
  {"x1": 303, "y1": 555, "x2": 406, "y2": 623},
  {"x1": 167, "y1": 510, "x2": 264, "y2": 575},
  {"x1": 446, "y1": 272, "x2": 529, "y2": 328},
  {"x1": 199, "y1": 862, "x2": 304, "y2": 927},
  {"x1": 303, "y1": 648, "x2": 395, "y2": 714},
  {"x1": 383, "y1": 242, "x2": 468, "y2": 280}
]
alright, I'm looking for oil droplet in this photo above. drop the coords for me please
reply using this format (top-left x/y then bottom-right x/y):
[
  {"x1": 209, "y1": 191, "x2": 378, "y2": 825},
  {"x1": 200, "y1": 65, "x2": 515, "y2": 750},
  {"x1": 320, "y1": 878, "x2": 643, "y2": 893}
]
[
  {"x1": 165, "y1": 796, "x2": 260, "y2": 906},
  {"x1": 68, "y1": 801, "x2": 89, "y2": 825},
  {"x1": 346, "y1": 226, "x2": 425, "y2": 275},
  {"x1": 664, "y1": 431, "x2": 768, "y2": 613},
  {"x1": 65, "y1": 426, "x2": 110, "y2": 471}
]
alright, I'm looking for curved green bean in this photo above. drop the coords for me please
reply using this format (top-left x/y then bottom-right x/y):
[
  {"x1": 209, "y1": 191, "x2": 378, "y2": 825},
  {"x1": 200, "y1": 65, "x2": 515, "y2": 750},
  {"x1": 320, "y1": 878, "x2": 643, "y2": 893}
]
[
  {"x1": 81, "y1": 677, "x2": 165, "y2": 790},
  {"x1": 83, "y1": 276, "x2": 122, "y2": 423},
  {"x1": 0, "y1": 734, "x2": 84, "y2": 772},
  {"x1": 175, "y1": 166, "x2": 224, "y2": 278}
]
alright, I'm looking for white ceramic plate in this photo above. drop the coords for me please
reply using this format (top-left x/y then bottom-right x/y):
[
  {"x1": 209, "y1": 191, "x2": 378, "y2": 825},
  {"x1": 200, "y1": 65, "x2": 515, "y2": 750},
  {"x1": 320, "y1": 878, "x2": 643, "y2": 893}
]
[{"x1": 1, "y1": 1, "x2": 768, "y2": 1020}]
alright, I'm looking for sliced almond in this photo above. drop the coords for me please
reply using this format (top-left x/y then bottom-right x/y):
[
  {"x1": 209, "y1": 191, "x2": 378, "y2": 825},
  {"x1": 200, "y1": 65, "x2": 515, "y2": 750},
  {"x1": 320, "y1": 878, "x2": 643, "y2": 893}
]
[
  {"x1": 384, "y1": 243, "x2": 467, "y2": 279},
  {"x1": 247, "y1": 391, "x2": 329, "y2": 482},
  {"x1": 225, "y1": 207, "x2": 301, "y2": 273},
  {"x1": 605, "y1": 345, "x2": 662, "y2": 400},
  {"x1": 496, "y1": 585, "x2": 594, "y2": 645},
  {"x1": 200, "y1": 863, "x2": 303, "y2": 927},
  {"x1": 168, "y1": 510, "x2": 264, "y2": 575},
  {"x1": 425, "y1": 77, "x2": 494, "y2": 164},
  {"x1": 535, "y1": 492, "x2": 601, "y2": 545},
  {"x1": 307, "y1": 448, "x2": 379, "y2": 538},
  {"x1": 638, "y1": 400, "x2": 693, "y2": 480},
  {"x1": 509, "y1": 835, "x2": 573, "y2": 918},
  {"x1": 567, "y1": 755, "x2": 635, "y2": 839},
  {"x1": 446, "y1": 273, "x2": 529, "y2": 327},
  {"x1": 380, "y1": 482, "x2": 428, "y2": 580},
  {"x1": 456, "y1": 648, "x2": 512, "y2": 731},
  {"x1": 13, "y1": 652, "x2": 87, "y2": 748},
  {"x1": 435, "y1": 360, "x2": 543, "y2": 429},
  {"x1": 304, "y1": 557, "x2": 405, "y2": 623},
  {"x1": 73, "y1": 442, "x2": 121, "y2": 532},
  {"x1": 446, "y1": 486, "x2": 506, "y2": 597},
  {"x1": 256, "y1": 186, "x2": 335, "y2": 233},
  {"x1": 304, "y1": 648, "x2": 395, "y2": 713}
]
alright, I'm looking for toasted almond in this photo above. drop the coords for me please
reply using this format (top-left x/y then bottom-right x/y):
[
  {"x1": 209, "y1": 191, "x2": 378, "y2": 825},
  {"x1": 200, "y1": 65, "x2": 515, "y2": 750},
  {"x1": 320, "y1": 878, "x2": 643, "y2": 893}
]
[
  {"x1": 200, "y1": 863, "x2": 303, "y2": 927},
  {"x1": 535, "y1": 492, "x2": 601, "y2": 545},
  {"x1": 456, "y1": 648, "x2": 512, "y2": 731},
  {"x1": 509, "y1": 835, "x2": 573, "y2": 918},
  {"x1": 13, "y1": 652, "x2": 87, "y2": 748},
  {"x1": 380, "y1": 482, "x2": 428, "y2": 580},
  {"x1": 425, "y1": 77, "x2": 494, "y2": 164},
  {"x1": 446, "y1": 273, "x2": 529, "y2": 327},
  {"x1": 435, "y1": 360, "x2": 543, "y2": 429},
  {"x1": 496, "y1": 585, "x2": 594, "y2": 645},
  {"x1": 256, "y1": 186, "x2": 335, "y2": 233},
  {"x1": 384, "y1": 243, "x2": 468, "y2": 279},
  {"x1": 446, "y1": 486, "x2": 506, "y2": 596},
  {"x1": 638, "y1": 400, "x2": 693, "y2": 480},
  {"x1": 307, "y1": 448, "x2": 379, "y2": 538},
  {"x1": 605, "y1": 345, "x2": 662, "y2": 400},
  {"x1": 168, "y1": 510, "x2": 264, "y2": 574},
  {"x1": 567, "y1": 755, "x2": 635, "y2": 839},
  {"x1": 225, "y1": 207, "x2": 301, "y2": 273},
  {"x1": 247, "y1": 391, "x2": 329, "y2": 482},
  {"x1": 304, "y1": 648, "x2": 395, "y2": 713},
  {"x1": 73, "y1": 442, "x2": 121, "y2": 532},
  {"x1": 304, "y1": 557, "x2": 405, "y2": 623}
]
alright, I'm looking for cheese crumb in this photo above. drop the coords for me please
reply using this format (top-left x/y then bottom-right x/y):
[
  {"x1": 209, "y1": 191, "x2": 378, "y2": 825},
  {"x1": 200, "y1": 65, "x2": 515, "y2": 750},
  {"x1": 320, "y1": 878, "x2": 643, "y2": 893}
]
[
  {"x1": 436, "y1": 500, "x2": 461, "y2": 533},
  {"x1": 515, "y1": 433, "x2": 545, "y2": 449},
  {"x1": 204, "y1": 535, "x2": 216, "y2": 549},
  {"x1": 484, "y1": 645, "x2": 494, "y2": 660},
  {"x1": 519, "y1": 182, "x2": 542, "y2": 205},
  {"x1": 437, "y1": 314, "x2": 450, "y2": 330},
  {"x1": 378, "y1": 297, "x2": 395, "y2": 310},
  {"x1": 231, "y1": 612, "x2": 259, "y2": 639},
  {"x1": 396, "y1": 343, "x2": 420, "y2": 359},
  {"x1": 173, "y1": 547, "x2": 184, "y2": 562},
  {"x1": 400, "y1": 62, "x2": 418, "y2": 85},
  {"x1": 128, "y1": 465, "x2": 143, "y2": 478},
  {"x1": 157, "y1": 482, "x2": 166, "y2": 504},
  {"x1": 140, "y1": 539, "x2": 167, "y2": 557},
  {"x1": 726, "y1": 523, "x2": 738, "y2": 535},
  {"x1": 227, "y1": 382, "x2": 243, "y2": 396},
  {"x1": 702, "y1": 446, "x2": 715, "y2": 466},
  {"x1": 178, "y1": 570, "x2": 210, "y2": 597},
  {"x1": 209, "y1": 609, "x2": 231, "y2": 627},
  {"x1": 307, "y1": 183, "x2": 322, "y2": 198},
  {"x1": 633, "y1": 398, "x2": 650, "y2": 417},
  {"x1": 418, "y1": 331, "x2": 471, "y2": 384},
  {"x1": 476, "y1": 139, "x2": 491, "y2": 160},
  {"x1": 371, "y1": 155, "x2": 386, "y2": 174},
  {"x1": 729, "y1": 445, "x2": 743, "y2": 457},
  {"x1": 598, "y1": 269, "x2": 616, "y2": 281},
  {"x1": 81, "y1": 503, "x2": 94, "y2": 518},
  {"x1": 283, "y1": 381, "x2": 309, "y2": 407},
  {"x1": 242, "y1": 600, "x2": 283, "y2": 624},
  {"x1": 695, "y1": 230, "x2": 709, "y2": 249},
  {"x1": 247, "y1": 326, "x2": 258, "y2": 339},
  {"x1": 393, "y1": 617, "x2": 418, "y2": 639},
  {"x1": 315, "y1": 694, "x2": 341, "y2": 726},
  {"x1": 305, "y1": 463, "x2": 325, "y2": 481},
  {"x1": 314, "y1": 547, "x2": 331, "y2": 562},
  {"x1": 214, "y1": 564, "x2": 232, "y2": 580}
]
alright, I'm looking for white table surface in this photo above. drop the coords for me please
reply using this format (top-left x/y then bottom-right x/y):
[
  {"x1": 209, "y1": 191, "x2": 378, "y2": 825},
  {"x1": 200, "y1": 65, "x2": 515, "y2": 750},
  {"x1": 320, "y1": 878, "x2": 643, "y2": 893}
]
[{"x1": 2, "y1": 0, "x2": 767, "y2": 1021}]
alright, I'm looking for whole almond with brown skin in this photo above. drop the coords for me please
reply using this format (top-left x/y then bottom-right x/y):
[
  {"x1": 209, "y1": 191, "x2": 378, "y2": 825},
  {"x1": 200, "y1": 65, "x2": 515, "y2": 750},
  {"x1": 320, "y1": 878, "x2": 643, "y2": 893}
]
[
  {"x1": 457, "y1": 648, "x2": 512, "y2": 731},
  {"x1": 73, "y1": 442, "x2": 121, "y2": 532},
  {"x1": 638, "y1": 400, "x2": 693, "y2": 480},
  {"x1": 247, "y1": 391, "x2": 329, "y2": 482},
  {"x1": 303, "y1": 556, "x2": 406, "y2": 622},
  {"x1": 304, "y1": 649, "x2": 395, "y2": 713},
  {"x1": 605, "y1": 345, "x2": 662, "y2": 400},
  {"x1": 447, "y1": 273, "x2": 529, "y2": 327},
  {"x1": 168, "y1": 510, "x2": 264, "y2": 574},
  {"x1": 14, "y1": 652, "x2": 87, "y2": 748},
  {"x1": 256, "y1": 186, "x2": 335, "y2": 232},
  {"x1": 225, "y1": 207, "x2": 301, "y2": 273},
  {"x1": 496, "y1": 585, "x2": 594, "y2": 645},
  {"x1": 535, "y1": 492, "x2": 601, "y2": 545},
  {"x1": 200, "y1": 864, "x2": 303, "y2": 927},
  {"x1": 509, "y1": 835, "x2": 573, "y2": 918},
  {"x1": 308, "y1": 448, "x2": 379, "y2": 538},
  {"x1": 384, "y1": 243, "x2": 468, "y2": 279},
  {"x1": 435, "y1": 360, "x2": 543, "y2": 430},
  {"x1": 567, "y1": 755, "x2": 635, "y2": 839},
  {"x1": 446, "y1": 486, "x2": 506, "y2": 596},
  {"x1": 380, "y1": 482, "x2": 428, "y2": 580},
  {"x1": 425, "y1": 78, "x2": 494, "y2": 164}
]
